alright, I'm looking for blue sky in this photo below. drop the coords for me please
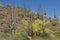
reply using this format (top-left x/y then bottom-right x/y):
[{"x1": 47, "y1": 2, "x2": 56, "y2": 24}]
[{"x1": 0, "y1": 0, "x2": 60, "y2": 19}]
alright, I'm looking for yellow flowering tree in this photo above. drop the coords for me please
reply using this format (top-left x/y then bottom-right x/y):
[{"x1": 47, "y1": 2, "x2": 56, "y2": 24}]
[
  {"x1": 32, "y1": 19, "x2": 42, "y2": 33},
  {"x1": 32, "y1": 19, "x2": 50, "y2": 36}
]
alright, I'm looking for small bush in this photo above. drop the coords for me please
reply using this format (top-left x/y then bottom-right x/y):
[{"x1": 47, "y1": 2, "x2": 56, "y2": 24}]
[{"x1": 4, "y1": 28, "x2": 10, "y2": 33}]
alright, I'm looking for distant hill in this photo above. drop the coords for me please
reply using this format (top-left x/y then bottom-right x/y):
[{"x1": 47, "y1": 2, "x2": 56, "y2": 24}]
[{"x1": 0, "y1": 4, "x2": 59, "y2": 33}]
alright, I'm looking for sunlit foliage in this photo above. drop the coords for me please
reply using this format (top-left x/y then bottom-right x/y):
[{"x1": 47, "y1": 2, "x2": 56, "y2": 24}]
[
  {"x1": 22, "y1": 19, "x2": 28, "y2": 26},
  {"x1": 32, "y1": 19, "x2": 42, "y2": 33}
]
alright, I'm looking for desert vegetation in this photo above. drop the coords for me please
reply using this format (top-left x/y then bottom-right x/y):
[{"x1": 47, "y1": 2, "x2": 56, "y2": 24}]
[{"x1": 0, "y1": 4, "x2": 60, "y2": 40}]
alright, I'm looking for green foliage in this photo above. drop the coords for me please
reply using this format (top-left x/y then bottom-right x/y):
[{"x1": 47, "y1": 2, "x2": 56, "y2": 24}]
[
  {"x1": 0, "y1": 34, "x2": 29, "y2": 40},
  {"x1": 26, "y1": 11, "x2": 34, "y2": 19},
  {"x1": 45, "y1": 28, "x2": 56, "y2": 38},
  {"x1": 4, "y1": 28, "x2": 10, "y2": 33},
  {"x1": 31, "y1": 19, "x2": 55, "y2": 39},
  {"x1": 55, "y1": 31, "x2": 60, "y2": 38},
  {"x1": 32, "y1": 19, "x2": 50, "y2": 33},
  {"x1": 1, "y1": 34, "x2": 9, "y2": 38},
  {"x1": 44, "y1": 28, "x2": 53, "y2": 34},
  {"x1": 32, "y1": 19, "x2": 42, "y2": 33},
  {"x1": 22, "y1": 19, "x2": 28, "y2": 26},
  {"x1": 15, "y1": 26, "x2": 24, "y2": 37},
  {"x1": 57, "y1": 20, "x2": 60, "y2": 24},
  {"x1": 13, "y1": 36, "x2": 28, "y2": 40},
  {"x1": 0, "y1": 5, "x2": 60, "y2": 40},
  {"x1": 39, "y1": 32, "x2": 49, "y2": 38},
  {"x1": 43, "y1": 19, "x2": 50, "y2": 26}
]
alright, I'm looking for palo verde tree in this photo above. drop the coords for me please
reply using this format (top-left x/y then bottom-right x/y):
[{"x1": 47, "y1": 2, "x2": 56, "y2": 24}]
[
  {"x1": 32, "y1": 6, "x2": 51, "y2": 36},
  {"x1": 37, "y1": 5, "x2": 47, "y2": 32},
  {"x1": 32, "y1": 19, "x2": 50, "y2": 36}
]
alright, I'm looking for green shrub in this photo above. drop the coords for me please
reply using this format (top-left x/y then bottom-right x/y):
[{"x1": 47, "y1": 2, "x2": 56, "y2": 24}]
[
  {"x1": 55, "y1": 31, "x2": 60, "y2": 38},
  {"x1": 4, "y1": 28, "x2": 10, "y2": 33}
]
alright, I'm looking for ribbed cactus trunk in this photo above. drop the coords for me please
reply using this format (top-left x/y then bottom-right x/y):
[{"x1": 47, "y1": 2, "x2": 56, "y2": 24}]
[
  {"x1": 53, "y1": 10, "x2": 58, "y2": 26},
  {"x1": 42, "y1": 13, "x2": 46, "y2": 33},
  {"x1": 10, "y1": 6, "x2": 17, "y2": 35}
]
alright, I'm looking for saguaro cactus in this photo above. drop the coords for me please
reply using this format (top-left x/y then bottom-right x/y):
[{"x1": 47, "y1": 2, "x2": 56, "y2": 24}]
[
  {"x1": 37, "y1": 5, "x2": 44, "y2": 20},
  {"x1": 52, "y1": 10, "x2": 58, "y2": 26},
  {"x1": 8, "y1": 6, "x2": 17, "y2": 35}
]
